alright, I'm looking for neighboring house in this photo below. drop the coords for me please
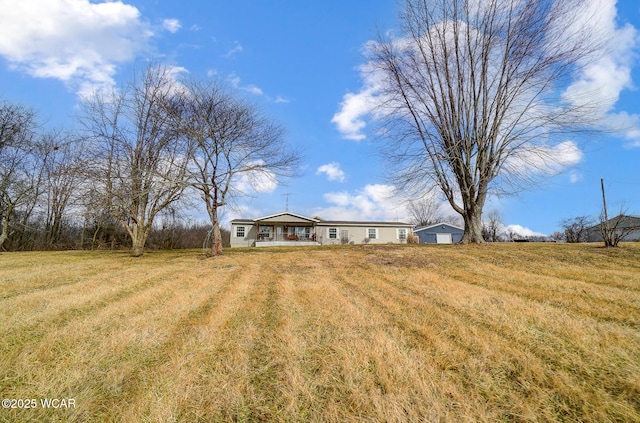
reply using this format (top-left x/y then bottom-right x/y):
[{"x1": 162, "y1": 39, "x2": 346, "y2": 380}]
[
  {"x1": 413, "y1": 223, "x2": 464, "y2": 244},
  {"x1": 230, "y1": 211, "x2": 414, "y2": 248},
  {"x1": 586, "y1": 215, "x2": 640, "y2": 242}
]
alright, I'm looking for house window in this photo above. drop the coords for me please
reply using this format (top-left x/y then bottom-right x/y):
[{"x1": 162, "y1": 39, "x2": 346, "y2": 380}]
[
  {"x1": 398, "y1": 228, "x2": 407, "y2": 241},
  {"x1": 367, "y1": 228, "x2": 378, "y2": 239},
  {"x1": 328, "y1": 227, "x2": 338, "y2": 239},
  {"x1": 236, "y1": 226, "x2": 245, "y2": 238}
]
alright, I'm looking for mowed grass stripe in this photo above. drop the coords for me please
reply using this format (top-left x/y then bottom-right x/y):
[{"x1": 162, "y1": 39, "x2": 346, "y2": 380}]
[
  {"x1": 453, "y1": 243, "x2": 640, "y2": 289},
  {"x1": 335, "y1": 253, "x2": 640, "y2": 421},
  {"x1": 442, "y1": 263, "x2": 640, "y2": 326},
  {"x1": 331, "y1": 263, "x2": 506, "y2": 420},
  {"x1": 0, "y1": 251, "x2": 132, "y2": 300},
  {"x1": 274, "y1": 253, "x2": 402, "y2": 421},
  {"x1": 89, "y1": 259, "x2": 245, "y2": 422},
  {"x1": 382, "y1": 257, "x2": 639, "y2": 418},
  {"x1": 0, "y1": 258, "x2": 183, "y2": 365},
  {"x1": 282, "y1": 252, "x2": 466, "y2": 421},
  {"x1": 161, "y1": 257, "x2": 292, "y2": 422},
  {"x1": 117, "y1": 260, "x2": 259, "y2": 422},
  {"x1": 2, "y1": 254, "x2": 243, "y2": 422}
]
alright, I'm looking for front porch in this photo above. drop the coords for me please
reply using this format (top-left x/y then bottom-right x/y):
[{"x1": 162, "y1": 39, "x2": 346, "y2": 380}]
[{"x1": 255, "y1": 225, "x2": 319, "y2": 247}]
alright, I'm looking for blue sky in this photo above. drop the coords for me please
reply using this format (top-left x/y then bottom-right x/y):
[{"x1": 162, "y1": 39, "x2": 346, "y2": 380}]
[{"x1": 0, "y1": 0, "x2": 638, "y2": 236}]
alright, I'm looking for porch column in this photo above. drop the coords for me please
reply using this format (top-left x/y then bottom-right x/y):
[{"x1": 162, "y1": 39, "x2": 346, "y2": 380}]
[{"x1": 254, "y1": 219, "x2": 259, "y2": 246}]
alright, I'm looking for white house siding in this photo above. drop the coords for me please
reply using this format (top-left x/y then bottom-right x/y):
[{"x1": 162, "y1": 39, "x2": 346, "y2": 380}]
[
  {"x1": 230, "y1": 221, "x2": 257, "y2": 247},
  {"x1": 316, "y1": 223, "x2": 411, "y2": 245}
]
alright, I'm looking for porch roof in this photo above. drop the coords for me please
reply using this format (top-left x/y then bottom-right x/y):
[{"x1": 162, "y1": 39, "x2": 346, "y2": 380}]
[{"x1": 230, "y1": 211, "x2": 320, "y2": 225}]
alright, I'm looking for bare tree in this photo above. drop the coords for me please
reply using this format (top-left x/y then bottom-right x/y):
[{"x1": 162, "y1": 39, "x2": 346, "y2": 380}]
[
  {"x1": 179, "y1": 80, "x2": 300, "y2": 256},
  {"x1": 482, "y1": 209, "x2": 503, "y2": 242},
  {"x1": 549, "y1": 231, "x2": 565, "y2": 242},
  {"x1": 0, "y1": 101, "x2": 40, "y2": 250},
  {"x1": 559, "y1": 216, "x2": 593, "y2": 243},
  {"x1": 600, "y1": 212, "x2": 640, "y2": 248},
  {"x1": 407, "y1": 196, "x2": 442, "y2": 226},
  {"x1": 79, "y1": 66, "x2": 190, "y2": 257},
  {"x1": 367, "y1": 0, "x2": 600, "y2": 243},
  {"x1": 36, "y1": 132, "x2": 85, "y2": 248},
  {"x1": 80, "y1": 186, "x2": 128, "y2": 251}
]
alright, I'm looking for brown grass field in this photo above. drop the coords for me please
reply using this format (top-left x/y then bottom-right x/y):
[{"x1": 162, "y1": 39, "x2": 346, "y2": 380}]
[{"x1": 1, "y1": 243, "x2": 639, "y2": 422}]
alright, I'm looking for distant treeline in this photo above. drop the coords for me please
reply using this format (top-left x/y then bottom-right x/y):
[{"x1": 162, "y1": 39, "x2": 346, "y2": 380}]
[{"x1": 2, "y1": 216, "x2": 230, "y2": 252}]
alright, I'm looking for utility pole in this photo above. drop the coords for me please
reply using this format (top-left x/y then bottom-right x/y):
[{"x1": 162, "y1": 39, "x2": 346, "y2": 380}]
[
  {"x1": 601, "y1": 179, "x2": 609, "y2": 222},
  {"x1": 601, "y1": 178, "x2": 610, "y2": 246}
]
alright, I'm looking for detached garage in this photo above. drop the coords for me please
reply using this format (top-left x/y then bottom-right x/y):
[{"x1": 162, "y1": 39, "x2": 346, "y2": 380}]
[{"x1": 414, "y1": 223, "x2": 464, "y2": 244}]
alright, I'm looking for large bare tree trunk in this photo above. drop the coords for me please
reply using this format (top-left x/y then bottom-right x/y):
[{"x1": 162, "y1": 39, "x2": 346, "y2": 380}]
[
  {"x1": 210, "y1": 220, "x2": 223, "y2": 257},
  {"x1": 129, "y1": 224, "x2": 150, "y2": 257},
  {"x1": 461, "y1": 209, "x2": 484, "y2": 244},
  {"x1": 206, "y1": 201, "x2": 224, "y2": 257},
  {"x1": 0, "y1": 208, "x2": 10, "y2": 250},
  {"x1": 131, "y1": 237, "x2": 146, "y2": 257}
]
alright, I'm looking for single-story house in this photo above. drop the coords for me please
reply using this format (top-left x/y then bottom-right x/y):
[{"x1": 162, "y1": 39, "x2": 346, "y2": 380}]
[
  {"x1": 230, "y1": 211, "x2": 414, "y2": 247},
  {"x1": 586, "y1": 215, "x2": 640, "y2": 242},
  {"x1": 413, "y1": 222, "x2": 464, "y2": 244}
]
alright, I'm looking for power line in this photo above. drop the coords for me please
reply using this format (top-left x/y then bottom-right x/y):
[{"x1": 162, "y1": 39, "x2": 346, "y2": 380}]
[{"x1": 605, "y1": 179, "x2": 640, "y2": 186}]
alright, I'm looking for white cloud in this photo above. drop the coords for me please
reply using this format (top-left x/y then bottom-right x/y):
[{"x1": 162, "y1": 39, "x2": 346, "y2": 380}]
[
  {"x1": 504, "y1": 224, "x2": 546, "y2": 238},
  {"x1": 234, "y1": 162, "x2": 278, "y2": 195},
  {"x1": 0, "y1": 0, "x2": 153, "y2": 96},
  {"x1": 224, "y1": 42, "x2": 244, "y2": 58},
  {"x1": 162, "y1": 18, "x2": 181, "y2": 33},
  {"x1": 602, "y1": 111, "x2": 640, "y2": 147},
  {"x1": 316, "y1": 162, "x2": 346, "y2": 182},
  {"x1": 564, "y1": 0, "x2": 640, "y2": 147},
  {"x1": 228, "y1": 74, "x2": 264, "y2": 96},
  {"x1": 331, "y1": 87, "x2": 374, "y2": 141},
  {"x1": 313, "y1": 184, "x2": 409, "y2": 222},
  {"x1": 559, "y1": 0, "x2": 640, "y2": 147},
  {"x1": 503, "y1": 141, "x2": 583, "y2": 177},
  {"x1": 275, "y1": 96, "x2": 290, "y2": 104},
  {"x1": 569, "y1": 171, "x2": 582, "y2": 184},
  {"x1": 562, "y1": 0, "x2": 638, "y2": 115},
  {"x1": 243, "y1": 85, "x2": 264, "y2": 96}
]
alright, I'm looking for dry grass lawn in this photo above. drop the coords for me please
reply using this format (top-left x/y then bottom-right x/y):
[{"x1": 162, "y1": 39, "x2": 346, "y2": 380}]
[{"x1": 1, "y1": 243, "x2": 639, "y2": 422}]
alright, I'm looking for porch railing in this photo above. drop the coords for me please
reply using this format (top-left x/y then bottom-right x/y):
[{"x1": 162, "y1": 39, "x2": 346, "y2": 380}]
[{"x1": 256, "y1": 233, "x2": 317, "y2": 242}]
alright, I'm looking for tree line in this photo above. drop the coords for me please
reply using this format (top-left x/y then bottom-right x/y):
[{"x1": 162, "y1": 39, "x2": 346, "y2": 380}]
[{"x1": 0, "y1": 66, "x2": 297, "y2": 256}]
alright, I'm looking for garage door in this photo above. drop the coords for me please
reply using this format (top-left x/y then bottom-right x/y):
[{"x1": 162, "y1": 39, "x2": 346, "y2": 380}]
[{"x1": 436, "y1": 233, "x2": 452, "y2": 244}]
